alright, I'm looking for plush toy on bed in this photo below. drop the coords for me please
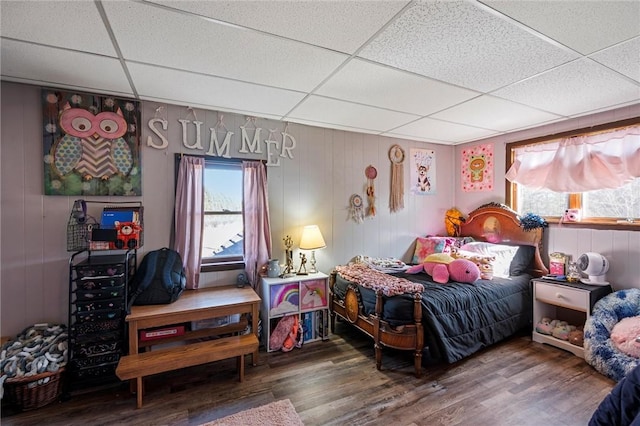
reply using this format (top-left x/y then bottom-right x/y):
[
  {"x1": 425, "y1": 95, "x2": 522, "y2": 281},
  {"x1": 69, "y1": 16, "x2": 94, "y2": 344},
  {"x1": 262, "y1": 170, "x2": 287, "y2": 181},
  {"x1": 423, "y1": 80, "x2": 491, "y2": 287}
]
[
  {"x1": 406, "y1": 253, "x2": 480, "y2": 284},
  {"x1": 611, "y1": 316, "x2": 640, "y2": 359}
]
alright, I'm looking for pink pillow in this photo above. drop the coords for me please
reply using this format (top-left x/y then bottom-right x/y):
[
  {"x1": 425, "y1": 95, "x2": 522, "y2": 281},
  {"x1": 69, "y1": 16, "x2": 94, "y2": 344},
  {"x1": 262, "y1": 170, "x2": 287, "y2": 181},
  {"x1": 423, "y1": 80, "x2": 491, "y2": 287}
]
[{"x1": 611, "y1": 316, "x2": 640, "y2": 358}]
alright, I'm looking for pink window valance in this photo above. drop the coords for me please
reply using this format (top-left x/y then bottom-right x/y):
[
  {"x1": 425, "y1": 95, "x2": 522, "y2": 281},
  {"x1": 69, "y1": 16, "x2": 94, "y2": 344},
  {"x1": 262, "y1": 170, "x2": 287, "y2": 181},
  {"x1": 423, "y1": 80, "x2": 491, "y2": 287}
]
[{"x1": 506, "y1": 125, "x2": 640, "y2": 192}]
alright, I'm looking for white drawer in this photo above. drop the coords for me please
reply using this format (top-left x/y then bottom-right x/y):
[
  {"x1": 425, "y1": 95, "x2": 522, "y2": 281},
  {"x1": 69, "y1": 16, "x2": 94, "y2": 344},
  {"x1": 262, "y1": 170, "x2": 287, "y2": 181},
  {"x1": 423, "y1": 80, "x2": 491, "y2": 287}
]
[{"x1": 535, "y1": 282, "x2": 588, "y2": 312}]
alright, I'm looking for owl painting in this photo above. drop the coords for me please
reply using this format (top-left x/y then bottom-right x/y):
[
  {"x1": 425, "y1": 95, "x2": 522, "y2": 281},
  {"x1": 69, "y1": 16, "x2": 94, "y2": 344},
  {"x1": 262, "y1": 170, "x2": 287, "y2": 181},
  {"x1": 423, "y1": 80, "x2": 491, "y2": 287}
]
[
  {"x1": 43, "y1": 89, "x2": 141, "y2": 196},
  {"x1": 53, "y1": 103, "x2": 133, "y2": 179}
]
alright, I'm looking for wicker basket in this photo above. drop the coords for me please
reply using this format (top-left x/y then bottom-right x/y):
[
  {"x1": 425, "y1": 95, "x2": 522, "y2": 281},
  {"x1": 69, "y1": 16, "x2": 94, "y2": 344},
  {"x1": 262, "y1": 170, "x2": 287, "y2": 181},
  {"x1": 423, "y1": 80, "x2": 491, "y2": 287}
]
[{"x1": 4, "y1": 369, "x2": 64, "y2": 411}]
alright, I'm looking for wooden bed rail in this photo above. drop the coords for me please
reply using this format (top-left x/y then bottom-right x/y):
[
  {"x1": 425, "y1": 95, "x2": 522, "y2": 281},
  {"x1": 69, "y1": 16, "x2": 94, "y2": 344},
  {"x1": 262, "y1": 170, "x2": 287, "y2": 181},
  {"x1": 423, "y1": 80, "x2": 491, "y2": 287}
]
[{"x1": 329, "y1": 271, "x2": 424, "y2": 377}]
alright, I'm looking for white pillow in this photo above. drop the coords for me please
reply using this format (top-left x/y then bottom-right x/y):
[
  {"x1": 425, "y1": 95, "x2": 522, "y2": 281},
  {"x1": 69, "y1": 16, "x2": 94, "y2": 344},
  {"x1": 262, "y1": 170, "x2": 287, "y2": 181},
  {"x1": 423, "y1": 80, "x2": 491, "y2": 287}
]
[{"x1": 460, "y1": 242, "x2": 519, "y2": 278}]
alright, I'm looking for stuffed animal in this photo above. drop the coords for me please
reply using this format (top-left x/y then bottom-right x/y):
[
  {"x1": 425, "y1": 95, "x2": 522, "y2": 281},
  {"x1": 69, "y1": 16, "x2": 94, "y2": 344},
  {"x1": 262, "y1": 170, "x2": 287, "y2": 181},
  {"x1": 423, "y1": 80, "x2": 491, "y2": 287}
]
[
  {"x1": 568, "y1": 327, "x2": 584, "y2": 347},
  {"x1": 611, "y1": 316, "x2": 640, "y2": 358},
  {"x1": 536, "y1": 317, "x2": 558, "y2": 335},
  {"x1": 406, "y1": 253, "x2": 480, "y2": 284},
  {"x1": 551, "y1": 321, "x2": 576, "y2": 341}
]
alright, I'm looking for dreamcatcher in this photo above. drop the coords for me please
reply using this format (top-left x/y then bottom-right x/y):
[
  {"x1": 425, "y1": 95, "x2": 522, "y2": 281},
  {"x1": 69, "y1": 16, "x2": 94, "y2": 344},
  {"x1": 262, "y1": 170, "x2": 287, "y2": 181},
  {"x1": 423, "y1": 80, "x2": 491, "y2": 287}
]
[
  {"x1": 365, "y1": 165, "x2": 377, "y2": 217},
  {"x1": 388, "y1": 144, "x2": 405, "y2": 212},
  {"x1": 349, "y1": 194, "x2": 365, "y2": 223}
]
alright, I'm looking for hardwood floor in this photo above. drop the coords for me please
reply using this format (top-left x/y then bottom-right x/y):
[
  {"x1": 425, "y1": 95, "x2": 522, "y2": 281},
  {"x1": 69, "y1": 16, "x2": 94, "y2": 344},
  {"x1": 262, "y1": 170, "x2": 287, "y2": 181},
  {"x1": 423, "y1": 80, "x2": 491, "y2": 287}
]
[{"x1": 1, "y1": 322, "x2": 615, "y2": 426}]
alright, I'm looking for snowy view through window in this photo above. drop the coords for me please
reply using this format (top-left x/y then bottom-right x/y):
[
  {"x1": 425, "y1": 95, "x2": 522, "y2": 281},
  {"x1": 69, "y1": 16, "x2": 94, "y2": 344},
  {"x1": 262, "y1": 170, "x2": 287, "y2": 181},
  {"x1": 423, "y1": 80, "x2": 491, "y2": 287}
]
[{"x1": 203, "y1": 164, "x2": 243, "y2": 259}]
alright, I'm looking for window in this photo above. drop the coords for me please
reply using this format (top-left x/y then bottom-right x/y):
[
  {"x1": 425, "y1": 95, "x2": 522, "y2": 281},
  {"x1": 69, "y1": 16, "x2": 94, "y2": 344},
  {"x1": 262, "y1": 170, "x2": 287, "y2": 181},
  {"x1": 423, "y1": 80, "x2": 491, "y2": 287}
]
[
  {"x1": 506, "y1": 118, "x2": 640, "y2": 227},
  {"x1": 202, "y1": 159, "x2": 244, "y2": 267}
]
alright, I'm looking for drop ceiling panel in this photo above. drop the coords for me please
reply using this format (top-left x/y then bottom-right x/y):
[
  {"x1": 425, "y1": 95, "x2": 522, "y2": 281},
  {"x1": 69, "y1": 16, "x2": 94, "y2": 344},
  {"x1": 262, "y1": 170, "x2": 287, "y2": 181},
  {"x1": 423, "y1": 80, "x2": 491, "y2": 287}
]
[
  {"x1": 590, "y1": 37, "x2": 640, "y2": 84},
  {"x1": 481, "y1": 1, "x2": 640, "y2": 55},
  {"x1": 128, "y1": 63, "x2": 306, "y2": 118},
  {"x1": 431, "y1": 95, "x2": 562, "y2": 132},
  {"x1": 358, "y1": 1, "x2": 579, "y2": 92},
  {"x1": 387, "y1": 117, "x2": 498, "y2": 144},
  {"x1": 493, "y1": 58, "x2": 640, "y2": 117},
  {"x1": 287, "y1": 95, "x2": 420, "y2": 132},
  {"x1": 148, "y1": 0, "x2": 410, "y2": 54},
  {"x1": 316, "y1": 58, "x2": 480, "y2": 116},
  {"x1": 0, "y1": 1, "x2": 117, "y2": 56},
  {"x1": 1, "y1": 40, "x2": 133, "y2": 95},
  {"x1": 103, "y1": 1, "x2": 348, "y2": 92}
]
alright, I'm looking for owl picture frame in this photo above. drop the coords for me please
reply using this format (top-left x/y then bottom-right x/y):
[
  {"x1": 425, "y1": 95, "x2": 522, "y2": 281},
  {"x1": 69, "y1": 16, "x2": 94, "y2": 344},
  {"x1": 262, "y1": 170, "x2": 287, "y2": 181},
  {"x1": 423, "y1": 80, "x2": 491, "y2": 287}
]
[{"x1": 42, "y1": 89, "x2": 141, "y2": 196}]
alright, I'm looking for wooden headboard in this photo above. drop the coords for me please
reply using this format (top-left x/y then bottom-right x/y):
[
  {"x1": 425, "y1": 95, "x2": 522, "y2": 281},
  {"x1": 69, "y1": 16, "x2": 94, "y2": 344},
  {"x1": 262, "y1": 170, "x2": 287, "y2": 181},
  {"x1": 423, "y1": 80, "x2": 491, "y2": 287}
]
[{"x1": 459, "y1": 203, "x2": 548, "y2": 277}]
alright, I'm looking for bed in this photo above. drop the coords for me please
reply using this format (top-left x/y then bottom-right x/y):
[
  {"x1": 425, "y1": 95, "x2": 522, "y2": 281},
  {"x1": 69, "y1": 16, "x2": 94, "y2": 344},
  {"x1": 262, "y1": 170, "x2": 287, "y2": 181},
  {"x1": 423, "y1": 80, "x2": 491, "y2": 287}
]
[{"x1": 329, "y1": 203, "x2": 548, "y2": 377}]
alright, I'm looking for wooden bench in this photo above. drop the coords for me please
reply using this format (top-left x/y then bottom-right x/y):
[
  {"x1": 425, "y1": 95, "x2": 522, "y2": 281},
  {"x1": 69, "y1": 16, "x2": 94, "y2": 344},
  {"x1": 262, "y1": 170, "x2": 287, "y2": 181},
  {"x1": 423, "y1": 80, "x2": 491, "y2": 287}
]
[{"x1": 116, "y1": 333, "x2": 259, "y2": 408}]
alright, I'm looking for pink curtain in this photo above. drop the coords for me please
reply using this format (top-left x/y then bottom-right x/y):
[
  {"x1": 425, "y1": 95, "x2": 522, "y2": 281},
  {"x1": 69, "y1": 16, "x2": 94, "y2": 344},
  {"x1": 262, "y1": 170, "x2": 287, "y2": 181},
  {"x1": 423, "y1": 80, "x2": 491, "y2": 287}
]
[
  {"x1": 506, "y1": 125, "x2": 640, "y2": 192},
  {"x1": 174, "y1": 155, "x2": 204, "y2": 289},
  {"x1": 243, "y1": 161, "x2": 272, "y2": 291}
]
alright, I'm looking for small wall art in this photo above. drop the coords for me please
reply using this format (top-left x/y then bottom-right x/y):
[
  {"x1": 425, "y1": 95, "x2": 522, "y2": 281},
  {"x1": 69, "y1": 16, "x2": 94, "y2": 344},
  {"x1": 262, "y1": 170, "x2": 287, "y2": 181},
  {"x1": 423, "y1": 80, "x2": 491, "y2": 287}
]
[
  {"x1": 410, "y1": 148, "x2": 436, "y2": 195},
  {"x1": 461, "y1": 143, "x2": 494, "y2": 192},
  {"x1": 42, "y1": 89, "x2": 141, "y2": 196}
]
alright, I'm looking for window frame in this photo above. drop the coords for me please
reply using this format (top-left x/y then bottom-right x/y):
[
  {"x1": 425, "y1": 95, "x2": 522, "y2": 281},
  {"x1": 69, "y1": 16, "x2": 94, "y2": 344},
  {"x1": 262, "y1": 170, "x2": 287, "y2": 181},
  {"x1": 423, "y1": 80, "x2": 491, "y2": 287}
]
[
  {"x1": 505, "y1": 117, "x2": 640, "y2": 231},
  {"x1": 174, "y1": 154, "x2": 246, "y2": 273}
]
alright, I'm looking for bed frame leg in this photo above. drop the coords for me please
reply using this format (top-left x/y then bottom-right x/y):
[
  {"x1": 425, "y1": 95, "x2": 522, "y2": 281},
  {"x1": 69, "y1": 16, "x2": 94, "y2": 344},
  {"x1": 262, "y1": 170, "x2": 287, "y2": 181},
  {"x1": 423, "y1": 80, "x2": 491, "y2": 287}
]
[{"x1": 375, "y1": 342, "x2": 382, "y2": 371}]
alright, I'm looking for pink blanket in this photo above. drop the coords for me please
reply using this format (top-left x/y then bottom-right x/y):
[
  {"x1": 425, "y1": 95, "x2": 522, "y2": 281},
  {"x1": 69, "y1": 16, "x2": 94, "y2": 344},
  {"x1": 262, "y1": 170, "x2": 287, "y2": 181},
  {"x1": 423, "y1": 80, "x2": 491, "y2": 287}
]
[{"x1": 335, "y1": 263, "x2": 423, "y2": 297}]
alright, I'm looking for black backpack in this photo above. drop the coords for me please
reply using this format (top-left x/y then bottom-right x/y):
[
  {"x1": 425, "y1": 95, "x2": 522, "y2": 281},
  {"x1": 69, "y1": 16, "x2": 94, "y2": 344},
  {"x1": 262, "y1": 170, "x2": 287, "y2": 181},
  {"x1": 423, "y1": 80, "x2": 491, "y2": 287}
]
[{"x1": 128, "y1": 248, "x2": 186, "y2": 309}]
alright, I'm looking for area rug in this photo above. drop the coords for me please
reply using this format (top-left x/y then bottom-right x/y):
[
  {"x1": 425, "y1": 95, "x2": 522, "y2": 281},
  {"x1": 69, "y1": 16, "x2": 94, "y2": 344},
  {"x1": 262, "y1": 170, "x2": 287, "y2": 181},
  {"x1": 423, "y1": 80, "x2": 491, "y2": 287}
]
[{"x1": 201, "y1": 399, "x2": 304, "y2": 426}]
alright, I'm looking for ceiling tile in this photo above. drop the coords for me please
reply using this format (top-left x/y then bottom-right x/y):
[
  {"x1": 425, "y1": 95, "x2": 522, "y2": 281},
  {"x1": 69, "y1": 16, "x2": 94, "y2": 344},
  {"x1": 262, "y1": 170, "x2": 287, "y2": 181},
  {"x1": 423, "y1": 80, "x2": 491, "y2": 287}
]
[
  {"x1": 590, "y1": 37, "x2": 640, "y2": 84},
  {"x1": 316, "y1": 58, "x2": 480, "y2": 116},
  {"x1": 493, "y1": 58, "x2": 640, "y2": 117},
  {"x1": 1, "y1": 40, "x2": 133, "y2": 95},
  {"x1": 148, "y1": 0, "x2": 410, "y2": 54},
  {"x1": 387, "y1": 117, "x2": 498, "y2": 144},
  {"x1": 0, "y1": 0, "x2": 116, "y2": 56},
  {"x1": 285, "y1": 118, "x2": 381, "y2": 137},
  {"x1": 358, "y1": 1, "x2": 578, "y2": 92},
  {"x1": 431, "y1": 95, "x2": 561, "y2": 132},
  {"x1": 481, "y1": 1, "x2": 640, "y2": 55},
  {"x1": 103, "y1": 1, "x2": 348, "y2": 92},
  {"x1": 287, "y1": 95, "x2": 419, "y2": 132},
  {"x1": 128, "y1": 63, "x2": 306, "y2": 118}
]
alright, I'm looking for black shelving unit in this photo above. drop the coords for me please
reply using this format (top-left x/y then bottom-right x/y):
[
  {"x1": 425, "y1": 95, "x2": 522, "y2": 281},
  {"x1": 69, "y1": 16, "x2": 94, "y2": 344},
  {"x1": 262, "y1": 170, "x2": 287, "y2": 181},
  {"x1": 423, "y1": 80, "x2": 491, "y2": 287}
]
[{"x1": 66, "y1": 249, "x2": 136, "y2": 393}]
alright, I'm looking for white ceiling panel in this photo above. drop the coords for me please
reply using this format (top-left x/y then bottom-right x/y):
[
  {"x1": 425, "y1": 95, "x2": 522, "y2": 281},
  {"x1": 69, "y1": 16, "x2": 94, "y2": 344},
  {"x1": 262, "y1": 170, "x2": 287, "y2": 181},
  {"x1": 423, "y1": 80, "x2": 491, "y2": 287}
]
[
  {"x1": 0, "y1": 1, "x2": 117, "y2": 56},
  {"x1": 431, "y1": 95, "x2": 561, "y2": 132},
  {"x1": 102, "y1": 1, "x2": 348, "y2": 92},
  {"x1": 481, "y1": 1, "x2": 640, "y2": 55},
  {"x1": 316, "y1": 58, "x2": 480, "y2": 116},
  {"x1": 1, "y1": 40, "x2": 133, "y2": 95},
  {"x1": 288, "y1": 96, "x2": 419, "y2": 133},
  {"x1": 128, "y1": 63, "x2": 306, "y2": 118},
  {"x1": 387, "y1": 117, "x2": 498, "y2": 144},
  {"x1": 590, "y1": 37, "x2": 640, "y2": 84},
  {"x1": 148, "y1": 0, "x2": 411, "y2": 54},
  {"x1": 1, "y1": 0, "x2": 638, "y2": 145},
  {"x1": 358, "y1": 1, "x2": 579, "y2": 92},
  {"x1": 493, "y1": 58, "x2": 640, "y2": 117}
]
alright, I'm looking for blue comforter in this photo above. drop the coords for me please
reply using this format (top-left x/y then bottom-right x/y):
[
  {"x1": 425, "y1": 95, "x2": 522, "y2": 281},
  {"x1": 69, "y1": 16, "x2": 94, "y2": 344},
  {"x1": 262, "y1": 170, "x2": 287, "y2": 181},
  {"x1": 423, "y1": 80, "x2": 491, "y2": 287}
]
[
  {"x1": 333, "y1": 271, "x2": 532, "y2": 364},
  {"x1": 590, "y1": 364, "x2": 640, "y2": 426}
]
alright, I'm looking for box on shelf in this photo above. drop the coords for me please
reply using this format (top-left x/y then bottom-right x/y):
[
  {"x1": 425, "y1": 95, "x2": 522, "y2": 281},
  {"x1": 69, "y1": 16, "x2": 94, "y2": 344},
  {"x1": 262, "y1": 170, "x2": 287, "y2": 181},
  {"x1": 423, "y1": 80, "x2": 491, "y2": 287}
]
[
  {"x1": 549, "y1": 252, "x2": 569, "y2": 275},
  {"x1": 191, "y1": 314, "x2": 241, "y2": 331},
  {"x1": 139, "y1": 325, "x2": 185, "y2": 341}
]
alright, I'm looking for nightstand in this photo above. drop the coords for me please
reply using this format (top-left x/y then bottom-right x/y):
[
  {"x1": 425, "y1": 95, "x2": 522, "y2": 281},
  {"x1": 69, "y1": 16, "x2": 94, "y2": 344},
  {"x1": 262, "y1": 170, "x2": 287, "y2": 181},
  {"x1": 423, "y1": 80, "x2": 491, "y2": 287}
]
[{"x1": 531, "y1": 278, "x2": 612, "y2": 357}]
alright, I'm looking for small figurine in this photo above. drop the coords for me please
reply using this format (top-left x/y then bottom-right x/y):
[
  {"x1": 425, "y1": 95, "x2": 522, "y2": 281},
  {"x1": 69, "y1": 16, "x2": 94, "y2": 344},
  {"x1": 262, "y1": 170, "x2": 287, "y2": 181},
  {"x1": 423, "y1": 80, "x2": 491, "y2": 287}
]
[
  {"x1": 282, "y1": 235, "x2": 295, "y2": 276},
  {"x1": 297, "y1": 253, "x2": 308, "y2": 275}
]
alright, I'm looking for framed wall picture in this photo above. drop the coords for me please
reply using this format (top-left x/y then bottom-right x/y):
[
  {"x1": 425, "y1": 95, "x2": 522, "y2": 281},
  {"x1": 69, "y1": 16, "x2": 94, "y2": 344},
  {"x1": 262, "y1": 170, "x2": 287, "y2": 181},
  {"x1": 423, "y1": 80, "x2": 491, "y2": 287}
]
[
  {"x1": 461, "y1": 143, "x2": 494, "y2": 192},
  {"x1": 410, "y1": 148, "x2": 436, "y2": 195},
  {"x1": 42, "y1": 89, "x2": 141, "y2": 196}
]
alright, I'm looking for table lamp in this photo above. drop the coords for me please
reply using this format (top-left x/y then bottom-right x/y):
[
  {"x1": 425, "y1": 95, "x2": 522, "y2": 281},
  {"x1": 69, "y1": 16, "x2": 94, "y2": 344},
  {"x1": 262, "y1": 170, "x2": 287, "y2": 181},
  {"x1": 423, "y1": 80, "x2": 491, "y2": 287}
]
[{"x1": 299, "y1": 225, "x2": 326, "y2": 274}]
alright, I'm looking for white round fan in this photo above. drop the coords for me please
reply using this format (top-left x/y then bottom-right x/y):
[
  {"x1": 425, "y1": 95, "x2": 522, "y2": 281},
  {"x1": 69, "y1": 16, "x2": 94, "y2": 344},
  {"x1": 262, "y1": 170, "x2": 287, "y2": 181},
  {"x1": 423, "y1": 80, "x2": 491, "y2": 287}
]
[{"x1": 577, "y1": 252, "x2": 609, "y2": 285}]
